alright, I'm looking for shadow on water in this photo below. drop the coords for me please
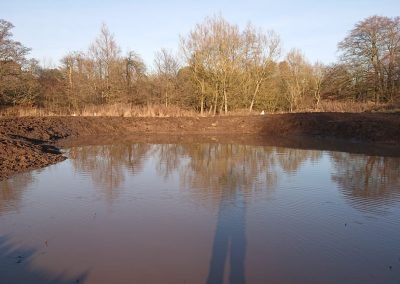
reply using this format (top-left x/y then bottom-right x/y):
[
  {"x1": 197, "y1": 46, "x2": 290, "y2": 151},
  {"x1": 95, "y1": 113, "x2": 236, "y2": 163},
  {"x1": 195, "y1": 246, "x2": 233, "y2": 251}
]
[
  {"x1": 0, "y1": 236, "x2": 88, "y2": 284},
  {"x1": 207, "y1": 190, "x2": 246, "y2": 284}
]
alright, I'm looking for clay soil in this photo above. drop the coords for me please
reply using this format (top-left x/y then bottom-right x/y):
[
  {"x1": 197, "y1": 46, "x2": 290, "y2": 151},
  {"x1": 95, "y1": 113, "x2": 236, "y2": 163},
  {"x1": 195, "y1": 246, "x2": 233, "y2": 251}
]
[{"x1": 1, "y1": 112, "x2": 400, "y2": 180}]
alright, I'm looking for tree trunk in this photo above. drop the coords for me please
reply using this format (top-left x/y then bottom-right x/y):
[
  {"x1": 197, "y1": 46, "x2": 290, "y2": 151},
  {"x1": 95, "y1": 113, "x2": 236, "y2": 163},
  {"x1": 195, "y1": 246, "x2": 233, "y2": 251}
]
[
  {"x1": 315, "y1": 91, "x2": 320, "y2": 110},
  {"x1": 200, "y1": 82, "x2": 205, "y2": 115},
  {"x1": 223, "y1": 82, "x2": 227, "y2": 114},
  {"x1": 224, "y1": 91, "x2": 227, "y2": 114},
  {"x1": 213, "y1": 83, "x2": 218, "y2": 116},
  {"x1": 249, "y1": 81, "x2": 261, "y2": 112},
  {"x1": 68, "y1": 65, "x2": 73, "y2": 88},
  {"x1": 200, "y1": 95, "x2": 204, "y2": 115}
]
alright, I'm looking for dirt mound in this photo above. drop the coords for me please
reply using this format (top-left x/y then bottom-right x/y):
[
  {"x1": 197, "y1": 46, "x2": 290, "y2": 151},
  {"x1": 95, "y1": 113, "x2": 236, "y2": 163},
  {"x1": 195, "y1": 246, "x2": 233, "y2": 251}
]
[
  {"x1": 0, "y1": 134, "x2": 65, "y2": 180},
  {"x1": 1, "y1": 113, "x2": 400, "y2": 180}
]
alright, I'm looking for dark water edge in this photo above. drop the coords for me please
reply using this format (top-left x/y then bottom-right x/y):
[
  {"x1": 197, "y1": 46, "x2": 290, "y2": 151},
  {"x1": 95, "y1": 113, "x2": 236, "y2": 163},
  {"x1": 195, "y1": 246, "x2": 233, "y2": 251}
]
[{"x1": 58, "y1": 133, "x2": 400, "y2": 157}]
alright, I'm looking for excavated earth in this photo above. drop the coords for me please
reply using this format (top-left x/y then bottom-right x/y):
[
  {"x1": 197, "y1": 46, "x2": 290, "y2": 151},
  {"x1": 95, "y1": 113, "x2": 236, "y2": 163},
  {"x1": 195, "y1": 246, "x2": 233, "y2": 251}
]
[{"x1": 1, "y1": 113, "x2": 400, "y2": 180}]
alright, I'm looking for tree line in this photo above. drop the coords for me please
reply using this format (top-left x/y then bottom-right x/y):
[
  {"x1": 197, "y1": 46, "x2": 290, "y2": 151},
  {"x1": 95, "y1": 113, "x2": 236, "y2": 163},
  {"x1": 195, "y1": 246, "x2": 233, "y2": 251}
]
[{"x1": 0, "y1": 15, "x2": 399, "y2": 114}]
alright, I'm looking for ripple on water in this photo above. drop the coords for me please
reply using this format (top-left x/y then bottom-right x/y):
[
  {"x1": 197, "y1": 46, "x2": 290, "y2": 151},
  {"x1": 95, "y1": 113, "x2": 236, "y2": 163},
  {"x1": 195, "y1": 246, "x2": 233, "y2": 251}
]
[{"x1": 1, "y1": 143, "x2": 400, "y2": 284}]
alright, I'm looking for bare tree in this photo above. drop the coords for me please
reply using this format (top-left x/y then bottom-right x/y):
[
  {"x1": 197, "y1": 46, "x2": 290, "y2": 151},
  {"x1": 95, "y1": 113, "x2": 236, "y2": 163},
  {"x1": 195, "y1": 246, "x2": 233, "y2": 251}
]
[
  {"x1": 88, "y1": 23, "x2": 122, "y2": 103},
  {"x1": 280, "y1": 49, "x2": 312, "y2": 112},
  {"x1": 0, "y1": 19, "x2": 30, "y2": 64},
  {"x1": 242, "y1": 24, "x2": 281, "y2": 112},
  {"x1": 311, "y1": 62, "x2": 326, "y2": 109},
  {"x1": 181, "y1": 16, "x2": 248, "y2": 114},
  {"x1": 181, "y1": 27, "x2": 211, "y2": 115},
  {"x1": 125, "y1": 50, "x2": 146, "y2": 105},
  {"x1": 4, "y1": 15, "x2": 399, "y2": 114},
  {"x1": 154, "y1": 48, "x2": 180, "y2": 107},
  {"x1": 338, "y1": 16, "x2": 400, "y2": 103},
  {"x1": 0, "y1": 19, "x2": 36, "y2": 106},
  {"x1": 322, "y1": 64, "x2": 355, "y2": 101}
]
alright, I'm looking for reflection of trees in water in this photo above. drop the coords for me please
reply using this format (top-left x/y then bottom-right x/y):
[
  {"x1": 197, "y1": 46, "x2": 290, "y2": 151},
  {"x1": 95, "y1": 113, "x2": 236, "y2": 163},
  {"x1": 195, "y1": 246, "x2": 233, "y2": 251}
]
[
  {"x1": 68, "y1": 143, "x2": 151, "y2": 200},
  {"x1": 152, "y1": 144, "x2": 187, "y2": 180},
  {"x1": 151, "y1": 144, "x2": 318, "y2": 207},
  {"x1": 276, "y1": 148, "x2": 322, "y2": 174},
  {"x1": 68, "y1": 143, "x2": 329, "y2": 205},
  {"x1": 4, "y1": 142, "x2": 399, "y2": 217},
  {"x1": 330, "y1": 152, "x2": 400, "y2": 214},
  {"x1": 177, "y1": 144, "x2": 279, "y2": 207},
  {"x1": 0, "y1": 173, "x2": 34, "y2": 215},
  {"x1": 68, "y1": 143, "x2": 400, "y2": 216}
]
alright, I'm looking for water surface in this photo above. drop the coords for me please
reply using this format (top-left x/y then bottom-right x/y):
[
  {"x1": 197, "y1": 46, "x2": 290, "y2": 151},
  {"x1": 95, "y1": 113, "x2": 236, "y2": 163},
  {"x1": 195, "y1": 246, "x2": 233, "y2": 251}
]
[{"x1": 1, "y1": 141, "x2": 400, "y2": 283}]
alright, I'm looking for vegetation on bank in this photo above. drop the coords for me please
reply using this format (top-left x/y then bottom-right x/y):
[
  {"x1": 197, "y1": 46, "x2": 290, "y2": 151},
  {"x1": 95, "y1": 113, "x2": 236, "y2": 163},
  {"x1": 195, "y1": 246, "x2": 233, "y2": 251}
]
[{"x1": 0, "y1": 15, "x2": 399, "y2": 116}]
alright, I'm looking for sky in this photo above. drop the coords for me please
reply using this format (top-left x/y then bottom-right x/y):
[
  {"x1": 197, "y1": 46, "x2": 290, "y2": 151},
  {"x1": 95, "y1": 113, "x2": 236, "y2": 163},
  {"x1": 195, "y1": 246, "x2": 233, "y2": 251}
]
[{"x1": 1, "y1": 0, "x2": 399, "y2": 68}]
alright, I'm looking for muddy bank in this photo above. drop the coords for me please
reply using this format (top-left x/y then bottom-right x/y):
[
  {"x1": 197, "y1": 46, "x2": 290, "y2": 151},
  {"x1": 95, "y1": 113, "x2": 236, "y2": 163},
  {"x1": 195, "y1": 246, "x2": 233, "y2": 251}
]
[
  {"x1": 1, "y1": 113, "x2": 400, "y2": 180},
  {"x1": 0, "y1": 134, "x2": 65, "y2": 181}
]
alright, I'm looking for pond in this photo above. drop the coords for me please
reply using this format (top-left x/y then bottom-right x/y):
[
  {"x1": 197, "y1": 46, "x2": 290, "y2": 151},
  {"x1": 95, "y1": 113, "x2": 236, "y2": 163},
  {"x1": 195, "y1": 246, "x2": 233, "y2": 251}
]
[{"x1": 1, "y1": 140, "x2": 400, "y2": 283}]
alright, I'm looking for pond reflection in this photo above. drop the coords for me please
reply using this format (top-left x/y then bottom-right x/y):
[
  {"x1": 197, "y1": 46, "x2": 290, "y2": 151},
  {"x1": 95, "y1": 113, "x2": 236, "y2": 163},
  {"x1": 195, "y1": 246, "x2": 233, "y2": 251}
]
[
  {"x1": 68, "y1": 143, "x2": 151, "y2": 199},
  {"x1": 1, "y1": 141, "x2": 400, "y2": 283},
  {"x1": 330, "y1": 152, "x2": 400, "y2": 215},
  {"x1": 64, "y1": 143, "x2": 400, "y2": 214},
  {"x1": 65, "y1": 144, "x2": 327, "y2": 204}
]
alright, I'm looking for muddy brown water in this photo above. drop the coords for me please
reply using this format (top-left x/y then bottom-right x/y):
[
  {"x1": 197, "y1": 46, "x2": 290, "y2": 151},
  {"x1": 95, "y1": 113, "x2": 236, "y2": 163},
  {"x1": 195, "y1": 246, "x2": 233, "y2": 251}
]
[{"x1": 1, "y1": 140, "x2": 400, "y2": 284}]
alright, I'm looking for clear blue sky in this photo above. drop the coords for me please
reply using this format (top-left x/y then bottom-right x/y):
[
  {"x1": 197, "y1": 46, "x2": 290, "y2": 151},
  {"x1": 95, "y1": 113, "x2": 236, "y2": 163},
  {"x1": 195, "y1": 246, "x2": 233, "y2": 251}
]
[{"x1": 1, "y1": 0, "x2": 399, "y2": 67}]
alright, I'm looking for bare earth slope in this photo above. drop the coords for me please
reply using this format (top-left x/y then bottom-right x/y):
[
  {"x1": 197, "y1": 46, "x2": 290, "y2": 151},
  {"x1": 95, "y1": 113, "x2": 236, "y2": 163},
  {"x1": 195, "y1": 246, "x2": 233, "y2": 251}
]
[{"x1": 1, "y1": 113, "x2": 400, "y2": 180}]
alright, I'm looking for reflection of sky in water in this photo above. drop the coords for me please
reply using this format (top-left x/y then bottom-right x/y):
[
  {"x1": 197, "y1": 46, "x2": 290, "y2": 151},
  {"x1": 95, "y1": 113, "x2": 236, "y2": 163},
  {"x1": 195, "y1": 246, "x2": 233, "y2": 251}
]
[{"x1": 1, "y1": 143, "x2": 400, "y2": 284}]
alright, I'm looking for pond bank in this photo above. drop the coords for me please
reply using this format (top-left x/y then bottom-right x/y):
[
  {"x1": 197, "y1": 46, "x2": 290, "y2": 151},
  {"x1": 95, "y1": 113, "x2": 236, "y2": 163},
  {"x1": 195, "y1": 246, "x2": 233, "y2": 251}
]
[{"x1": 1, "y1": 112, "x2": 400, "y2": 180}]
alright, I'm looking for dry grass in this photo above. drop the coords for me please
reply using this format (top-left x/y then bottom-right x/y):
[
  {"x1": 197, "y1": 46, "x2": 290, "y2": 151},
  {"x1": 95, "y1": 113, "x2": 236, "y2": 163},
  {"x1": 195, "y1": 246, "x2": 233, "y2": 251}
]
[
  {"x1": 316, "y1": 101, "x2": 378, "y2": 113},
  {"x1": 316, "y1": 101, "x2": 400, "y2": 113},
  {"x1": 1, "y1": 101, "x2": 398, "y2": 117},
  {"x1": 0, "y1": 104, "x2": 200, "y2": 118},
  {"x1": 79, "y1": 104, "x2": 199, "y2": 117},
  {"x1": 0, "y1": 107, "x2": 60, "y2": 117},
  {"x1": 221, "y1": 108, "x2": 260, "y2": 116}
]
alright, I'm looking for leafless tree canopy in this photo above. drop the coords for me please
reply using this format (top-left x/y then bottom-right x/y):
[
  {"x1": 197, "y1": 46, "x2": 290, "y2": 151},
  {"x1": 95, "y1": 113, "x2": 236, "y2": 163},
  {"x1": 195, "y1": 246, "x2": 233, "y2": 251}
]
[
  {"x1": 1, "y1": 15, "x2": 399, "y2": 114},
  {"x1": 338, "y1": 16, "x2": 400, "y2": 103}
]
